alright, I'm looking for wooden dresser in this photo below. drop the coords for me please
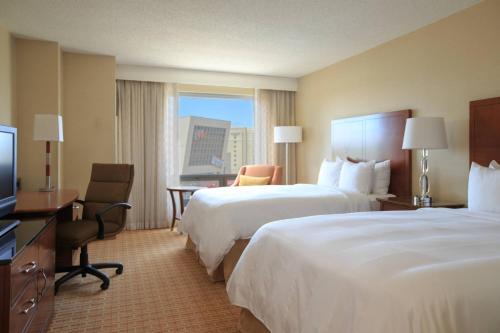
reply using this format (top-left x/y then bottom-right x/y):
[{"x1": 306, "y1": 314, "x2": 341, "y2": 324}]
[
  {"x1": 377, "y1": 197, "x2": 465, "y2": 211},
  {"x1": 0, "y1": 217, "x2": 56, "y2": 333}
]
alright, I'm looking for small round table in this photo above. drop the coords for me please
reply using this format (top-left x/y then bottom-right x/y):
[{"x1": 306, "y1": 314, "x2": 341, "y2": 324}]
[{"x1": 167, "y1": 186, "x2": 206, "y2": 231}]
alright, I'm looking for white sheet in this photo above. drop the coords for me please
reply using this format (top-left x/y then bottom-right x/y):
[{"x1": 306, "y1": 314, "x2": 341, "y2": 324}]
[
  {"x1": 227, "y1": 208, "x2": 500, "y2": 333},
  {"x1": 181, "y1": 184, "x2": 372, "y2": 275}
]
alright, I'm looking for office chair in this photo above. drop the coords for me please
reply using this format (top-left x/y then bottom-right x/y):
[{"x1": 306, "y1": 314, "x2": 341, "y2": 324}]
[{"x1": 55, "y1": 163, "x2": 134, "y2": 293}]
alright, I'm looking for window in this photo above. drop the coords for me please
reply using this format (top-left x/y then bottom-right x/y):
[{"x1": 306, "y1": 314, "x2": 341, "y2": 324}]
[{"x1": 178, "y1": 93, "x2": 254, "y2": 186}]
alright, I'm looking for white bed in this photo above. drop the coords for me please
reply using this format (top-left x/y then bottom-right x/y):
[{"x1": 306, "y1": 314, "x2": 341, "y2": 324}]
[
  {"x1": 181, "y1": 110, "x2": 412, "y2": 281},
  {"x1": 181, "y1": 184, "x2": 391, "y2": 276},
  {"x1": 227, "y1": 208, "x2": 500, "y2": 333}
]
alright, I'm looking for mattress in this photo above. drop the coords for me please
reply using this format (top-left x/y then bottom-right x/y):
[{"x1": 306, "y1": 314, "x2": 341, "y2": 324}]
[{"x1": 227, "y1": 208, "x2": 500, "y2": 333}]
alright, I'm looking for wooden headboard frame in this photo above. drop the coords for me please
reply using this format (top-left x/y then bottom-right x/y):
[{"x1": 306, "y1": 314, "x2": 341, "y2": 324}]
[
  {"x1": 331, "y1": 110, "x2": 412, "y2": 198},
  {"x1": 470, "y1": 97, "x2": 500, "y2": 166}
]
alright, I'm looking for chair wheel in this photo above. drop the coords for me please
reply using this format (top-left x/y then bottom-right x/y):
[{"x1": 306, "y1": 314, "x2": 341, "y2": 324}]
[
  {"x1": 100, "y1": 282, "x2": 109, "y2": 290},
  {"x1": 116, "y1": 267, "x2": 123, "y2": 274}
]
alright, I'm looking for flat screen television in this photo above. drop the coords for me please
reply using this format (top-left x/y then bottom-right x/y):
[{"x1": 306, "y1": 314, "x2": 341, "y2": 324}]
[{"x1": 0, "y1": 125, "x2": 16, "y2": 218}]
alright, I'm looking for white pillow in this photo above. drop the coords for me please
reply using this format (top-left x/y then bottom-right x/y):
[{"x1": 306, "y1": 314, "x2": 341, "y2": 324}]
[
  {"x1": 317, "y1": 158, "x2": 343, "y2": 187},
  {"x1": 338, "y1": 160, "x2": 375, "y2": 194},
  {"x1": 373, "y1": 160, "x2": 391, "y2": 195},
  {"x1": 468, "y1": 162, "x2": 500, "y2": 213},
  {"x1": 489, "y1": 160, "x2": 500, "y2": 169}
]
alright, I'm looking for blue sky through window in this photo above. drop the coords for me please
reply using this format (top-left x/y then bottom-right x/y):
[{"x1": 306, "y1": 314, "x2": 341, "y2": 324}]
[{"x1": 179, "y1": 95, "x2": 254, "y2": 128}]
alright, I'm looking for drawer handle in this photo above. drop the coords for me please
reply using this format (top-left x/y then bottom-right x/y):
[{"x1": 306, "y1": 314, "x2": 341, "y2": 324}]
[
  {"x1": 23, "y1": 261, "x2": 37, "y2": 274},
  {"x1": 21, "y1": 298, "x2": 37, "y2": 315},
  {"x1": 37, "y1": 269, "x2": 48, "y2": 300}
]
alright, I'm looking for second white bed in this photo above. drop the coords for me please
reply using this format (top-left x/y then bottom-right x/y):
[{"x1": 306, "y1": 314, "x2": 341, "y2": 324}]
[{"x1": 227, "y1": 208, "x2": 500, "y2": 333}]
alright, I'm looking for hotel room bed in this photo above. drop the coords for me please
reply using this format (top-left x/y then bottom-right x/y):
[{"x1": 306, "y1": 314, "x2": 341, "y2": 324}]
[
  {"x1": 182, "y1": 184, "x2": 391, "y2": 279},
  {"x1": 182, "y1": 110, "x2": 412, "y2": 281},
  {"x1": 227, "y1": 96, "x2": 500, "y2": 333},
  {"x1": 227, "y1": 208, "x2": 500, "y2": 333}
]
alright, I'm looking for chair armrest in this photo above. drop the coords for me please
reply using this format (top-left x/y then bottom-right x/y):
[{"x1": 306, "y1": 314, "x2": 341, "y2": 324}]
[{"x1": 95, "y1": 203, "x2": 132, "y2": 239}]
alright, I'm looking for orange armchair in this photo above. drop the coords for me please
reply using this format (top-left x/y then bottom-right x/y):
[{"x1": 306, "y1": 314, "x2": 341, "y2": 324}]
[{"x1": 232, "y1": 165, "x2": 283, "y2": 186}]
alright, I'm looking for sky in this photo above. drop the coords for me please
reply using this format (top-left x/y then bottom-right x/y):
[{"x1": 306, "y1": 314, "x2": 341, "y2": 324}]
[{"x1": 179, "y1": 95, "x2": 254, "y2": 128}]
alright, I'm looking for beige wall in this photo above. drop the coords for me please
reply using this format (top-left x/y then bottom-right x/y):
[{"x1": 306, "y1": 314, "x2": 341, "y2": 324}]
[
  {"x1": 178, "y1": 83, "x2": 254, "y2": 96},
  {"x1": 296, "y1": 0, "x2": 500, "y2": 202},
  {"x1": 0, "y1": 25, "x2": 15, "y2": 126},
  {"x1": 15, "y1": 38, "x2": 62, "y2": 191},
  {"x1": 6, "y1": 36, "x2": 115, "y2": 195},
  {"x1": 62, "y1": 52, "x2": 116, "y2": 197}
]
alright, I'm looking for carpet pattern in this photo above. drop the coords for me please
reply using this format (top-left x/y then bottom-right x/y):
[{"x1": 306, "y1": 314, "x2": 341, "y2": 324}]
[{"x1": 48, "y1": 230, "x2": 239, "y2": 332}]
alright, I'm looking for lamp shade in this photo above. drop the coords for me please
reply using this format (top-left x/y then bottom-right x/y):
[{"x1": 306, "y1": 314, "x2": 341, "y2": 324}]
[
  {"x1": 402, "y1": 117, "x2": 447, "y2": 150},
  {"x1": 274, "y1": 126, "x2": 302, "y2": 143},
  {"x1": 33, "y1": 114, "x2": 64, "y2": 142}
]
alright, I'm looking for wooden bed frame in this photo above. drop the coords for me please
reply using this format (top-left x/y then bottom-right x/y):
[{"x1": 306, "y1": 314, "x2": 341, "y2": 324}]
[
  {"x1": 187, "y1": 110, "x2": 413, "y2": 282},
  {"x1": 331, "y1": 109, "x2": 412, "y2": 198},
  {"x1": 237, "y1": 97, "x2": 500, "y2": 333},
  {"x1": 470, "y1": 97, "x2": 500, "y2": 165}
]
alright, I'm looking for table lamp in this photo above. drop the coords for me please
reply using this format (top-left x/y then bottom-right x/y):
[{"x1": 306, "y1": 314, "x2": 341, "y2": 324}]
[
  {"x1": 402, "y1": 117, "x2": 447, "y2": 206},
  {"x1": 274, "y1": 126, "x2": 302, "y2": 185},
  {"x1": 33, "y1": 114, "x2": 64, "y2": 192}
]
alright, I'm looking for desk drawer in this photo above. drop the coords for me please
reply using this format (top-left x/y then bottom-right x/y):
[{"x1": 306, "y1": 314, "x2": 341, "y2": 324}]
[
  {"x1": 11, "y1": 244, "x2": 38, "y2": 304},
  {"x1": 10, "y1": 278, "x2": 38, "y2": 333}
]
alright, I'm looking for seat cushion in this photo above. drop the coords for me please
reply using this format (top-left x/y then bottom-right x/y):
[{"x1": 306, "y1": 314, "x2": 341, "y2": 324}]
[
  {"x1": 57, "y1": 220, "x2": 121, "y2": 249},
  {"x1": 239, "y1": 175, "x2": 271, "y2": 186}
]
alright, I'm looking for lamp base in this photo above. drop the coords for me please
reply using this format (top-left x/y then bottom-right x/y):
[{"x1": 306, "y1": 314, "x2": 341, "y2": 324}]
[
  {"x1": 413, "y1": 195, "x2": 432, "y2": 207},
  {"x1": 39, "y1": 186, "x2": 55, "y2": 192}
]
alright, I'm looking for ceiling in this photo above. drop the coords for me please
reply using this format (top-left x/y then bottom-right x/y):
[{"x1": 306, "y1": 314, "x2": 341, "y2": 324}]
[{"x1": 0, "y1": 0, "x2": 480, "y2": 78}]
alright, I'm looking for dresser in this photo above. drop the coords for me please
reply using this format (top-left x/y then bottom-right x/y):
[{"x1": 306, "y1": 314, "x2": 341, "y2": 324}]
[{"x1": 0, "y1": 217, "x2": 56, "y2": 333}]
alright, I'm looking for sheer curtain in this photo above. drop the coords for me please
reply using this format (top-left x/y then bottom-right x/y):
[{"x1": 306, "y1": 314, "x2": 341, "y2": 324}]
[
  {"x1": 116, "y1": 80, "x2": 179, "y2": 230},
  {"x1": 255, "y1": 89, "x2": 297, "y2": 183}
]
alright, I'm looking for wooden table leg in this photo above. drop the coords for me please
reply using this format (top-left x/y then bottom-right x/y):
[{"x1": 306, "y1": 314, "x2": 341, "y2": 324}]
[
  {"x1": 55, "y1": 204, "x2": 76, "y2": 267},
  {"x1": 56, "y1": 204, "x2": 74, "y2": 223},
  {"x1": 169, "y1": 190, "x2": 177, "y2": 231}
]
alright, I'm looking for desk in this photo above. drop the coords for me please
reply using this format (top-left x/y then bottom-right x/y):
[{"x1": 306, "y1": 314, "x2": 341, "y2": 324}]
[
  {"x1": 0, "y1": 217, "x2": 56, "y2": 333},
  {"x1": 13, "y1": 189, "x2": 79, "y2": 221},
  {"x1": 9, "y1": 189, "x2": 79, "y2": 267}
]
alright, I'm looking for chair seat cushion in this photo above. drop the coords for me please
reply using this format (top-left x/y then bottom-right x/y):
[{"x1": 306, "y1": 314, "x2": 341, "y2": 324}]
[
  {"x1": 239, "y1": 175, "x2": 271, "y2": 186},
  {"x1": 57, "y1": 220, "x2": 121, "y2": 249}
]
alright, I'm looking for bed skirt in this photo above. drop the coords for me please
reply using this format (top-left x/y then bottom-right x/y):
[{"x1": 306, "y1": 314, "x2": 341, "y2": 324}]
[
  {"x1": 239, "y1": 308, "x2": 270, "y2": 333},
  {"x1": 186, "y1": 235, "x2": 250, "y2": 282}
]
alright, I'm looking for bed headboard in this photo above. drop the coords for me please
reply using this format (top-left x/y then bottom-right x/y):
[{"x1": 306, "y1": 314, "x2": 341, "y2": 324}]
[
  {"x1": 470, "y1": 97, "x2": 500, "y2": 166},
  {"x1": 331, "y1": 110, "x2": 412, "y2": 198}
]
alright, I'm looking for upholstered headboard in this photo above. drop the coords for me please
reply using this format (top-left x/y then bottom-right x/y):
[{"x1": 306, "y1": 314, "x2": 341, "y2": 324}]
[
  {"x1": 470, "y1": 97, "x2": 500, "y2": 167},
  {"x1": 331, "y1": 110, "x2": 412, "y2": 198}
]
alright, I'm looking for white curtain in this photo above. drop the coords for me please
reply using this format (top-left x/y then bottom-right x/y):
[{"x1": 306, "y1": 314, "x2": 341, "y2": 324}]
[
  {"x1": 116, "y1": 80, "x2": 179, "y2": 230},
  {"x1": 254, "y1": 89, "x2": 297, "y2": 183}
]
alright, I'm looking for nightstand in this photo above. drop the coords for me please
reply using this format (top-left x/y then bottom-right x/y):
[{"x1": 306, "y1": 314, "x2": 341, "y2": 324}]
[{"x1": 377, "y1": 197, "x2": 465, "y2": 211}]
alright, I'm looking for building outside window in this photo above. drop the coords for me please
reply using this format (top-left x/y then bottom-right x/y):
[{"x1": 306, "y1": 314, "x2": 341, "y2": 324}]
[{"x1": 178, "y1": 93, "x2": 254, "y2": 187}]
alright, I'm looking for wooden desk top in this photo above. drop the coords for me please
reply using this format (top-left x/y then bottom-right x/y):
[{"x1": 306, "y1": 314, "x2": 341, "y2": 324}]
[{"x1": 14, "y1": 189, "x2": 79, "y2": 214}]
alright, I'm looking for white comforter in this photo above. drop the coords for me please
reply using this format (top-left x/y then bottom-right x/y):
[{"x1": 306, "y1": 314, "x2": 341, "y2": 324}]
[
  {"x1": 227, "y1": 208, "x2": 500, "y2": 333},
  {"x1": 181, "y1": 184, "x2": 372, "y2": 275}
]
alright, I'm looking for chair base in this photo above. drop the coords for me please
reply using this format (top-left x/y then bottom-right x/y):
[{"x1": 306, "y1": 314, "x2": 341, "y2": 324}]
[{"x1": 55, "y1": 245, "x2": 123, "y2": 294}]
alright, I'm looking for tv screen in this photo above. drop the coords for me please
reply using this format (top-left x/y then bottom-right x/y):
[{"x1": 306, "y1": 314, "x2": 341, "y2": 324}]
[
  {"x1": 0, "y1": 132, "x2": 15, "y2": 199},
  {"x1": 0, "y1": 125, "x2": 16, "y2": 218}
]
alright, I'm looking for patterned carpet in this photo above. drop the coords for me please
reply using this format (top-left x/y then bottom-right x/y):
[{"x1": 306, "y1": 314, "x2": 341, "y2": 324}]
[{"x1": 48, "y1": 229, "x2": 239, "y2": 333}]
